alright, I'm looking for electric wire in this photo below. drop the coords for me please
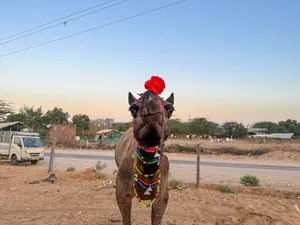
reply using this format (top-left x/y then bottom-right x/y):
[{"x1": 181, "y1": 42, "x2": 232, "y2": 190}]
[
  {"x1": 0, "y1": 0, "x2": 187, "y2": 59},
  {"x1": 0, "y1": 0, "x2": 119, "y2": 41},
  {"x1": 0, "y1": 0, "x2": 128, "y2": 46}
]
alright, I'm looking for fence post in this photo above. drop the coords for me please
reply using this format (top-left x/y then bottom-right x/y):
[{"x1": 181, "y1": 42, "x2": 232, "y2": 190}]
[
  {"x1": 48, "y1": 137, "x2": 57, "y2": 173},
  {"x1": 196, "y1": 145, "x2": 200, "y2": 187}
]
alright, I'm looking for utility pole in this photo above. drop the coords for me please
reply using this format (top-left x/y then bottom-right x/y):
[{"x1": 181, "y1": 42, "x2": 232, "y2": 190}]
[
  {"x1": 196, "y1": 145, "x2": 200, "y2": 188},
  {"x1": 48, "y1": 137, "x2": 57, "y2": 173}
]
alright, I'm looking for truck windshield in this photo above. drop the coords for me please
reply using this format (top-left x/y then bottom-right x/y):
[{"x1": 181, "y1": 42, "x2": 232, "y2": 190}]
[{"x1": 22, "y1": 137, "x2": 43, "y2": 148}]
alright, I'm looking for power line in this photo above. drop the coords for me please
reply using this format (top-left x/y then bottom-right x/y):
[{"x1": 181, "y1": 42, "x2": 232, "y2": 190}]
[
  {"x1": 0, "y1": 0, "x2": 187, "y2": 59},
  {"x1": 0, "y1": 0, "x2": 118, "y2": 42},
  {"x1": 0, "y1": 0, "x2": 128, "y2": 46}
]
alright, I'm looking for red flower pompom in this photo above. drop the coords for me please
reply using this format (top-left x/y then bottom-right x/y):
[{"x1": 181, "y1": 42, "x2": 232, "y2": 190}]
[{"x1": 144, "y1": 76, "x2": 166, "y2": 95}]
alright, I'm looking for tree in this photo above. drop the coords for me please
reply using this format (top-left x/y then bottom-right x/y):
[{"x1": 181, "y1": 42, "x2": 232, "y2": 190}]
[
  {"x1": 0, "y1": 100, "x2": 13, "y2": 122},
  {"x1": 253, "y1": 120, "x2": 300, "y2": 135},
  {"x1": 5, "y1": 105, "x2": 48, "y2": 138},
  {"x1": 222, "y1": 121, "x2": 247, "y2": 139},
  {"x1": 72, "y1": 114, "x2": 90, "y2": 135},
  {"x1": 112, "y1": 122, "x2": 132, "y2": 132},
  {"x1": 168, "y1": 119, "x2": 190, "y2": 134},
  {"x1": 6, "y1": 105, "x2": 44, "y2": 125},
  {"x1": 189, "y1": 117, "x2": 219, "y2": 135},
  {"x1": 277, "y1": 119, "x2": 300, "y2": 135},
  {"x1": 44, "y1": 107, "x2": 70, "y2": 125},
  {"x1": 253, "y1": 121, "x2": 278, "y2": 133}
]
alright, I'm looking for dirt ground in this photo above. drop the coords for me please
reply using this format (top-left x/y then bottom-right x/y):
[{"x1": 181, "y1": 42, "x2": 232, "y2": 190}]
[
  {"x1": 1, "y1": 164, "x2": 300, "y2": 225},
  {"x1": 165, "y1": 139, "x2": 300, "y2": 160}
]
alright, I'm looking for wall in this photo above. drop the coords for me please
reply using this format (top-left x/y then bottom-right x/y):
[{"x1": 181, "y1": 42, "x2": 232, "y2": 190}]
[{"x1": 49, "y1": 124, "x2": 76, "y2": 144}]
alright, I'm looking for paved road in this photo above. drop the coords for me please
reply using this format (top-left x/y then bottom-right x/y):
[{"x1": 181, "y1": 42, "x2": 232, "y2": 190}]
[{"x1": 44, "y1": 152, "x2": 300, "y2": 172}]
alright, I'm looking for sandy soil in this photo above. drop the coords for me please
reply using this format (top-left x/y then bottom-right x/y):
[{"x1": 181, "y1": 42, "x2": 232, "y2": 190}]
[{"x1": 1, "y1": 165, "x2": 300, "y2": 225}]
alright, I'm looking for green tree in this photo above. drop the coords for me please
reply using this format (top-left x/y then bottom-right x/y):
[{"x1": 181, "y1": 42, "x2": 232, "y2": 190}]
[
  {"x1": 0, "y1": 100, "x2": 14, "y2": 122},
  {"x1": 277, "y1": 119, "x2": 300, "y2": 135},
  {"x1": 5, "y1": 105, "x2": 48, "y2": 138},
  {"x1": 253, "y1": 120, "x2": 300, "y2": 135},
  {"x1": 222, "y1": 121, "x2": 247, "y2": 139},
  {"x1": 112, "y1": 122, "x2": 132, "y2": 132},
  {"x1": 72, "y1": 114, "x2": 90, "y2": 135},
  {"x1": 253, "y1": 121, "x2": 278, "y2": 133},
  {"x1": 189, "y1": 117, "x2": 219, "y2": 135},
  {"x1": 44, "y1": 107, "x2": 70, "y2": 125},
  {"x1": 6, "y1": 105, "x2": 44, "y2": 125},
  {"x1": 168, "y1": 119, "x2": 190, "y2": 134}
]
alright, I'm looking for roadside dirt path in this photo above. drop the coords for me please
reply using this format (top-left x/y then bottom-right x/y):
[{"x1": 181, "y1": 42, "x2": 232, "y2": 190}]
[{"x1": 0, "y1": 165, "x2": 300, "y2": 225}]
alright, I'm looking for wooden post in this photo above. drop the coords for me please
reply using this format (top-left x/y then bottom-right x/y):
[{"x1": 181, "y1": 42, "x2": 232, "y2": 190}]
[
  {"x1": 48, "y1": 138, "x2": 57, "y2": 173},
  {"x1": 196, "y1": 145, "x2": 200, "y2": 188}
]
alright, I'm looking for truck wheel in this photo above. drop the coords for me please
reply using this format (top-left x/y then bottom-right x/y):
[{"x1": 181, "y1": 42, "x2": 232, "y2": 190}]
[
  {"x1": 11, "y1": 155, "x2": 18, "y2": 166},
  {"x1": 31, "y1": 160, "x2": 38, "y2": 165}
]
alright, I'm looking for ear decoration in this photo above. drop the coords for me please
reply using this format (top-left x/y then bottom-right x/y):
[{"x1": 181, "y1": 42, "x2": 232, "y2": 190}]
[{"x1": 144, "y1": 76, "x2": 166, "y2": 96}]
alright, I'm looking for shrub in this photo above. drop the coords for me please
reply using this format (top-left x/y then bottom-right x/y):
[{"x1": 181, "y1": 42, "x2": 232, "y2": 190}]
[
  {"x1": 95, "y1": 161, "x2": 107, "y2": 171},
  {"x1": 240, "y1": 174, "x2": 260, "y2": 187},
  {"x1": 95, "y1": 170, "x2": 107, "y2": 179},
  {"x1": 217, "y1": 185, "x2": 232, "y2": 193},
  {"x1": 94, "y1": 161, "x2": 107, "y2": 180},
  {"x1": 168, "y1": 178, "x2": 183, "y2": 189},
  {"x1": 66, "y1": 166, "x2": 75, "y2": 172}
]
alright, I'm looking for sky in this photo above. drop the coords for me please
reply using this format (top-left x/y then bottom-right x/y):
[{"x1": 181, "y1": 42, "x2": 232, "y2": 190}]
[{"x1": 1, "y1": 0, "x2": 300, "y2": 124}]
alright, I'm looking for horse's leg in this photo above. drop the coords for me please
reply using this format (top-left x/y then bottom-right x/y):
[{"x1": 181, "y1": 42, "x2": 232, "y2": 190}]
[
  {"x1": 116, "y1": 178, "x2": 132, "y2": 225},
  {"x1": 151, "y1": 189, "x2": 169, "y2": 225}
]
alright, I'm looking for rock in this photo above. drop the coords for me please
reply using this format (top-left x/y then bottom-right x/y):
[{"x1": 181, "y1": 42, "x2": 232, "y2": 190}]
[
  {"x1": 110, "y1": 218, "x2": 122, "y2": 222},
  {"x1": 294, "y1": 204, "x2": 300, "y2": 213}
]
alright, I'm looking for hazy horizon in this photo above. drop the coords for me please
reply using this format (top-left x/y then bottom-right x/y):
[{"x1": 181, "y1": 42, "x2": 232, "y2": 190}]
[{"x1": 1, "y1": 0, "x2": 299, "y2": 124}]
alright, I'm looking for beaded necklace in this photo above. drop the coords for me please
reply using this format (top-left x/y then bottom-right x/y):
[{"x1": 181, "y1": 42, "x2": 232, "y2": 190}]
[{"x1": 132, "y1": 145, "x2": 161, "y2": 208}]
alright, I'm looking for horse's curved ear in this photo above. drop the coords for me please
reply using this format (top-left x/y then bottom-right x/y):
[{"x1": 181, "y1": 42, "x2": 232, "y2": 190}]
[
  {"x1": 128, "y1": 92, "x2": 136, "y2": 105},
  {"x1": 165, "y1": 93, "x2": 174, "y2": 105}
]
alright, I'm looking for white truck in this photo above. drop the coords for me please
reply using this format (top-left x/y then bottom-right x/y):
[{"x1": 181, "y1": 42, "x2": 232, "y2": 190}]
[{"x1": 0, "y1": 131, "x2": 44, "y2": 165}]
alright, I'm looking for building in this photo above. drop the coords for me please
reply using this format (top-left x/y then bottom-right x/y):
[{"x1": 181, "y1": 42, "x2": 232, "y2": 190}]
[
  {"x1": 247, "y1": 127, "x2": 294, "y2": 140},
  {"x1": 91, "y1": 118, "x2": 115, "y2": 127},
  {"x1": 0, "y1": 121, "x2": 29, "y2": 131},
  {"x1": 247, "y1": 127, "x2": 268, "y2": 136},
  {"x1": 49, "y1": 124, "x2": 76, "y2": 144}
]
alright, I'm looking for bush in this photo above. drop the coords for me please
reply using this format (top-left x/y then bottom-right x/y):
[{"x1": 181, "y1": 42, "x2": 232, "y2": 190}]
[
  {"x1": 240, "y1": 174, "x2": 260, "y2": 187},
  {"x1": 168, "y1": 178, "x2": 183, "y2": 189},
  {"x1": 95, "y1": 161, "x2": 107, "y2": 171},
  {"x1": 94, "y1": 161, "x2": 107, "y2": 180},
  {"x1": 66, "y1": 166, "x2": 75, "y2": 172},
  {"x1": 95, "y1": 170, "x2": 107, "y2": 179},
  {"x1": 217, "y1": 185, "x2": 232, "y2": 193}
]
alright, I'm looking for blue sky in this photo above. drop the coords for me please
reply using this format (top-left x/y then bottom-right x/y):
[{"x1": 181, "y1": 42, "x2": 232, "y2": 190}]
[{"x1": 1, "y1": 0, "x2": 299, "y2": 124}]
